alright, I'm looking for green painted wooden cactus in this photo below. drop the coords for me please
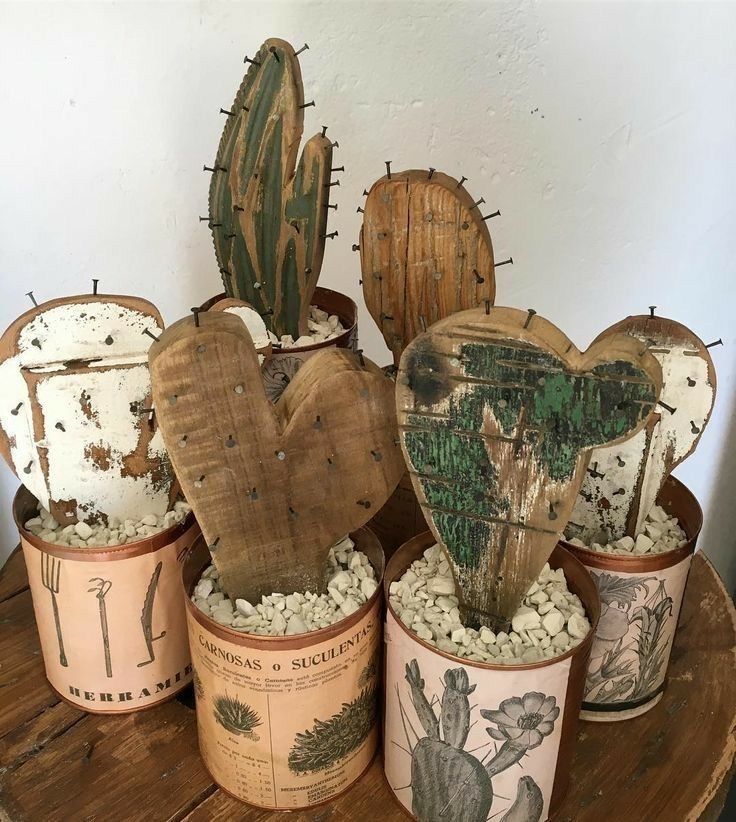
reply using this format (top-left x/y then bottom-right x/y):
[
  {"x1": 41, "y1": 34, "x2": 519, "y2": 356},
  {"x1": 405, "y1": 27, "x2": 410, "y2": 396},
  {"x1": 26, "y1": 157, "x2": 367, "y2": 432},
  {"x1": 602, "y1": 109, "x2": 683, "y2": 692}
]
[
  {"x1": 208, "y1": 38, "x2": 334, "y2": 339},
  {"x1": 397, "y1": 307, "x2": 662, "y2": 629}
]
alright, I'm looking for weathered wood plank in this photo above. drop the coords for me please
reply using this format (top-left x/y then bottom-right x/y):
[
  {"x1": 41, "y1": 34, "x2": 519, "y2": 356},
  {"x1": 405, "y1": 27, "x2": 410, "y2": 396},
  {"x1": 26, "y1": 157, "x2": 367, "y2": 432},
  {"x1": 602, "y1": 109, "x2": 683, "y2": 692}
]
[
  {"x1": 397, "y1": 307, "x2": 661, "y2": 628},
  {"x1": 0, "y1": 588, "x2": 59, "y2": 737},
  {"x1": 0, "y1": 701, "x2": 212, "y2": 822},
  {"x1": 360, "y1": 170, "x2": 495, "y2": 367},
  {"x1": 0, "y1": 547, "x2": 28, "y2": 603},
  {"x1": 0, "y1": 700, "x2": 84, "y2": 772},
  {"x1": 570, "y1": 315, "x2": 716, "y2": 542},
  {"x1": 149, "y1": 312, "x2": 403, "y2": 602}
]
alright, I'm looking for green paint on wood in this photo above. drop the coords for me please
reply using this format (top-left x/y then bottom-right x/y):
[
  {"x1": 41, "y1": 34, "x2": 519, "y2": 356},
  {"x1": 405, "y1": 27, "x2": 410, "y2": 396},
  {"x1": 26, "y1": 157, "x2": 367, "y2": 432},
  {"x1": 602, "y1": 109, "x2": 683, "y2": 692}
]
[
  {"x1": 208, "y1": 40, "x2": 331, "y2": 338},
  {"x1": 404, "y1": 338, "x2": 656, "y2": 573}
]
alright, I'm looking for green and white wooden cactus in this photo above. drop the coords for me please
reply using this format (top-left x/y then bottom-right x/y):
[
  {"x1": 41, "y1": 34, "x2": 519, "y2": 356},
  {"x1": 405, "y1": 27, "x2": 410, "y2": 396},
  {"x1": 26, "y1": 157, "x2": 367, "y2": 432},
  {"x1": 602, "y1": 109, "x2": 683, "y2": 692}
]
[
  {"x1": 397, "y1": 306, "x2": 662, "y2": 629},
  {"x1": 0, "y1": 294, "x2": 175, "y2": 526},
  {"x1": 208, "y1": 38, "x2": 334, "y2": 340},
  {"x1": 568, "y1": 314, "x2": 716, "y2": 543}
]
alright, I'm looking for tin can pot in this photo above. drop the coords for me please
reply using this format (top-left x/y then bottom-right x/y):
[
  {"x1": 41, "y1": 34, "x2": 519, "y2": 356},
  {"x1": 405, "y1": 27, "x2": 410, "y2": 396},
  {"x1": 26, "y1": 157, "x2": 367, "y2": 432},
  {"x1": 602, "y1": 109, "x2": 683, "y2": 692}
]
[
  {"x1": 14, "y1": 486, "x2": 199, "y2": 714},
  {"x1": 561, "y1": 475, "x2": 702, "y2": 722},
  {"x1": 383, "y1": 532, "x2": 600, "y2": 822},
  {"x1": 182, "y1": 527, "x2": 383, "y2": 810},
  {"x1": 201, "y1": 286, "x2": 358, "y2": 401}
]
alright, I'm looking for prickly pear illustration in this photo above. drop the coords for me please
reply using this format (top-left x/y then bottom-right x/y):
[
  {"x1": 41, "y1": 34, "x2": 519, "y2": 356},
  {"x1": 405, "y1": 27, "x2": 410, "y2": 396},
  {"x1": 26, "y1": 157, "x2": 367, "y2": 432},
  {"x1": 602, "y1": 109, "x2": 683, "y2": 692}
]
[
  {"x1": 360, "y1": 169, "x2": 496, "y2": 367},
  {"x1": 394, "y1": 660, "x2": 559, "y2": 822},
  {"x1": 208, "y1": 38, "x2": 334, "y2": 340}
]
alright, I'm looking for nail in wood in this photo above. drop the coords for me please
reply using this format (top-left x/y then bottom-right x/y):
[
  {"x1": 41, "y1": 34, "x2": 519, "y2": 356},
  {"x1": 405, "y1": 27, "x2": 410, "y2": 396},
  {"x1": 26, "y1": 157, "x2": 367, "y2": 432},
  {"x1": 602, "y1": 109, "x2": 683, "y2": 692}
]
[
  {"x1": 457, "y1": 176, "x2": 468, "y2": 187},
  {"x1": 649, "y1": 305, "x2": 657, "y2": 318},
  {"x1": 299, "y1": 100, "x2": 315, "y2": 110},
  {"x1": 495, "y1": 257, "x2": 513, "y2": 268},
  {"x1": 658, "y1": 400, "x2": 677, "y2": 414},
  {"x1": 385, "y1": 161, "x2": 392, "y2": 179},
  {"x1": 705, "y1": 338, "x2": 723, "y2": 349},
  {"x1": 428, "y1": 168, "x2": 435, "y2": 180},
  {"x1": 220, "y1": 108, "x2": 235, "y2": 116},
  {"x1": 482, "y1": 209, "x2": 501, "y2": 221},
  {"x1": 142, "y1": 329, "x2": 160, "y2": 342},
  {"x1": 243, "y1": 56, "x2": 261, "y2": 66},
  {"x1": 523, "y1": 309, "x2": 537, "y2": 329},
  {"x1": 473, "y1": 270, "x2": 484, "y2": 284},
  {"x1": 322, "y1": 231, "x2": 338, "y2": 240},
  {"x1": 26, "y1": 291, "x2": 37, "y2": 306},
  {"x1": 295, "y1": 43, "x2": 309, "y2": 55}
]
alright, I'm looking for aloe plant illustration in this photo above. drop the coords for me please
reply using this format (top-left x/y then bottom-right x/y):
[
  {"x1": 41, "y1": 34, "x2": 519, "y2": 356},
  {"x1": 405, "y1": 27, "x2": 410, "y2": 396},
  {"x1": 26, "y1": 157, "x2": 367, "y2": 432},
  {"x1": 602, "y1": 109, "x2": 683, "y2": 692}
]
[
  {"x1": 208, "y1": 38, "x2": 334, "y2": 339},
  {"x1": 288, "y1": 682, "x2": 379, "y2": 774},
  {"x1": 392, "y1": 659, "x2": 555, "y2": 822},
  {"x1": 213, "y1": 693, "x2": 262, "y2": 739},
  {"x1": 585, "y1": 573, "x2": 675, "y2": 704}
]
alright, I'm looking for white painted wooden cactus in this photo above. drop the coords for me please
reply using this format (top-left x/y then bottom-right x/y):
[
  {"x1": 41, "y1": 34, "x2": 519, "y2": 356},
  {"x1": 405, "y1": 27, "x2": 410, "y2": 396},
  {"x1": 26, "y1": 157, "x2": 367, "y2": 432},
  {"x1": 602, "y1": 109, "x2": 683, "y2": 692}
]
[
  {"x1": 0, "y1": 294, "x2": 176, "y2": 526},
  {"x1": 568, "y1": 314, "x2": 716, "y2": 543}
]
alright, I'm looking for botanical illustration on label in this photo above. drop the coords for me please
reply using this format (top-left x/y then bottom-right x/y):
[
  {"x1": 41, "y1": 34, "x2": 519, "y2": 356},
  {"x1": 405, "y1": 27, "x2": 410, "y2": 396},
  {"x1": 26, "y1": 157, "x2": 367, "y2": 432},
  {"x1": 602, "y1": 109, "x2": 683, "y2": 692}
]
[
  {"x1": 384, "y1": 610, "x2": 570, "y2": 822},
  {"x1": 190, "y1": 597, "x2": 380, "y2": 809},
  {"x1": 584, "y1": 556, "x2": 692, "y2": 707},
  {"x1": 22, "y1": 524, "x2": 197, "y2": 711}
]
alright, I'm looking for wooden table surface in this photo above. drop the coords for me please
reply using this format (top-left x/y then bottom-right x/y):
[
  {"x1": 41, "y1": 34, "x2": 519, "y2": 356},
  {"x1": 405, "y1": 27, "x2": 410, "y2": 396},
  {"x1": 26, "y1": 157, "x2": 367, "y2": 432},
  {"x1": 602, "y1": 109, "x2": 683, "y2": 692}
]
[{"x1": 1, "y1": 547, "x2": 734, "y2": 821}]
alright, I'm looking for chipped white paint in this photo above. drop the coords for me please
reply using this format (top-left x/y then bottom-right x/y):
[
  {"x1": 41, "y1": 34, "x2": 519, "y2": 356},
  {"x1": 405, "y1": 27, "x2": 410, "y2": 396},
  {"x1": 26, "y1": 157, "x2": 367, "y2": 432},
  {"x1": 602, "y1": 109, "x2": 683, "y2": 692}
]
[
  {"x1": 222, "y1": 304, "x2": 270, "y2": 352},
  {"x1": 571, "y1": 323, "x2": 715, "y2": 541},
  {"x1": 0, "y1": 297, "x2": 171, "y2": 523}
]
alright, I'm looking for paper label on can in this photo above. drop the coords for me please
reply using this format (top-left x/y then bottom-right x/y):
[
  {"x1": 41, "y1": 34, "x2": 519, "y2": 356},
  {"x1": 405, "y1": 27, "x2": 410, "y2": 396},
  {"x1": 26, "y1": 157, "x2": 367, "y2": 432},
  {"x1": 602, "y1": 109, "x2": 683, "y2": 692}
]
[
  {"x1": 584, "y1": 553, "x2": 693, "y2": 709},
  {"x1": 189, "y1": 596, "x2": 380, "y2": 809},
  {"x1": 22, "y1": 522, "x2": 198, "y2": 711},
  {"x1": 384, "y1": 608, "x2": 571, "y2": 822}
]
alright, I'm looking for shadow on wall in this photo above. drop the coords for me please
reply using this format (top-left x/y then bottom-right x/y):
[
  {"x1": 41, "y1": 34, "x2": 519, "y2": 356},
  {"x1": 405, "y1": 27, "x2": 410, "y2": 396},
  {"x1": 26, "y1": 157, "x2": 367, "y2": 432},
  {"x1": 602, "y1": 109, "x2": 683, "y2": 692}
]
[{"x1": 693, "y1": 377, "x2": 736, "y2": 598}]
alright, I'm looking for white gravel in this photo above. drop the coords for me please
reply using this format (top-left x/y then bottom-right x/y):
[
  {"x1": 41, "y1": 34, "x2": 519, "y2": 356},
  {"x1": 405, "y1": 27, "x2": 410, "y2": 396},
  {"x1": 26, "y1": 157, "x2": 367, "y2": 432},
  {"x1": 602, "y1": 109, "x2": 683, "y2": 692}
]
[
  {"x1": 192, "y1": 535, "x2": 377, "y2": 636},
  {"x1": 566, "y1": 503, "x2": 687, "y2": 556},
  {"x1": 270, "y1": 305, "x2": 345, "y2": 350},
  {"x1": 389, "y1": 543, "x2": 591, "y2": 665},
  {"x1": 24, "y1": 500, "x2": 191, "y2": 547}
]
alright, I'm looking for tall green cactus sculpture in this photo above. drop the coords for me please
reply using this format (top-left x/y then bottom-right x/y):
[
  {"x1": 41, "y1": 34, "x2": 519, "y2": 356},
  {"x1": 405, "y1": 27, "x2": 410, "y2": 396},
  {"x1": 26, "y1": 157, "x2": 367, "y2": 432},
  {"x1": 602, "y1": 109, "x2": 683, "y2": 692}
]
[{"x1": 208, "y1": 38, "x2": 334, "y2": 340}]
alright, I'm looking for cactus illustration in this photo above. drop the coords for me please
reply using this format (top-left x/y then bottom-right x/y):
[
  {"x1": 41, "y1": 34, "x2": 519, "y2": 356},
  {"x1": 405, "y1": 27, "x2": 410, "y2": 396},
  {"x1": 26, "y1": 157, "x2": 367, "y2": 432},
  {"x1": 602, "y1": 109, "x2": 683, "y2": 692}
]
[
  {"x1": 359, "y1": 169, "x2": 496, "y2": 367},
  {"x1": 288, "y1": 682, "x2": 378, "y2": 774},
  {"x1": 208, "y1": 38, "x2": 334, "y2": 340},
  {"x1": 568, "y1": 314, "x2": 716, "y2": 542},
  {"x1": 397, "y1": 306, "x2": 661, "y2": 629},
  {"x1": 0, "y1": 294, "x2": 175, "y2": 525},
  {"x1": 213, "y1": 693, "x2": 262, "y2": 739},
  {"x1": 394, "y1": 660, "x2": 552, "y2": 822}
]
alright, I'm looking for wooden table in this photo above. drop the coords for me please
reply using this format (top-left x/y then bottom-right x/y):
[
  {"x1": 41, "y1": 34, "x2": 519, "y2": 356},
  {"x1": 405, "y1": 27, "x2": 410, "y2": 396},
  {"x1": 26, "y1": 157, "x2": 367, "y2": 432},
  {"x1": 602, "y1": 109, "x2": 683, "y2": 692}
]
[{"x1": 1, "y1": 547, "x2": 734, "y2": 821}]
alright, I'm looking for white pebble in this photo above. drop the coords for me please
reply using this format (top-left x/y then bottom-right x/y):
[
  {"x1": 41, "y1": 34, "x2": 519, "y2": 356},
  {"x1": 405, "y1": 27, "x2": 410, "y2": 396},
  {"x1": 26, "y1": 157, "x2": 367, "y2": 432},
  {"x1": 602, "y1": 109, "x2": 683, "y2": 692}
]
[
  {"x1": 74, "y1": 521, "x2": 93, "y2": 539},
  {"x1": 568, "y1": 613, "x2": 589, "y2": 639}
]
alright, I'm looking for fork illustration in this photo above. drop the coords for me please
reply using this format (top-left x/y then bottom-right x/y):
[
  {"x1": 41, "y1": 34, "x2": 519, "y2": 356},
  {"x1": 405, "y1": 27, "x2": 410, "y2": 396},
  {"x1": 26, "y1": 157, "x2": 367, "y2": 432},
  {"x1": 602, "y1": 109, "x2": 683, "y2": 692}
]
[
  {"x1": 40, "y1": 553, "x2": 68, "y2": 667},
  {"x1": 88, "y1": 578, "x2": 113, "y2": 678}
]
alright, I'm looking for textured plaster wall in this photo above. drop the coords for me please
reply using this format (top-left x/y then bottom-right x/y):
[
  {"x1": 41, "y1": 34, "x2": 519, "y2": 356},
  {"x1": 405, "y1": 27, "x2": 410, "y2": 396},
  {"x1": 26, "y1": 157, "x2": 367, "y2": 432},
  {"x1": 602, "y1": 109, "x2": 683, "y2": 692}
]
[{"x1": 1, "y1": 1, "x2": 735, "y2": 589}]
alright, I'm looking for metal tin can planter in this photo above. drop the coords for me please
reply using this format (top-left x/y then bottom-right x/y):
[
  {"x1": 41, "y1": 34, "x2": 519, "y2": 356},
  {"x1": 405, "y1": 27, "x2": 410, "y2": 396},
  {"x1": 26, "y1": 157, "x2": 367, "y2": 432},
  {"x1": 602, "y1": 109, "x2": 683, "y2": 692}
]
[
  {"x1": 383, "y1": 532, "x2": 600, "y2": 822},
  {"x1": 182, "y1": 527, "x2": 383, "y2": 810},
  {"x1": 14, "y1": 486, "x2": 199, "y2": 714},
  {"x1": 562, "y1": 475, "x2": 702, "y2": 722},
  {"x1": 201, "y1": 286, "x2": 358, "y2": 401}
]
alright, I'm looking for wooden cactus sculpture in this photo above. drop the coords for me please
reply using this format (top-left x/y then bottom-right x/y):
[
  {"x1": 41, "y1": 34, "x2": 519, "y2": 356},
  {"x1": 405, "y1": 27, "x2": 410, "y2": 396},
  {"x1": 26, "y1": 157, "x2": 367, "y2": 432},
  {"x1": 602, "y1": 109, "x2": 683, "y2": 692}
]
[
  {"x1": 0, "y1": 294, "x2": 175, "y2": 525},
  {"x1": 569, "y1": 314, "x2": 716, "y2": 542},
  {"x1": 149, "y1": 311, "x2": 404, "y2": 602},
  {"x1": 359, "y1": 169, "x2": 496, "y2": 367},
  {"x1": 397, "y1": 306, "x2": 662, "y2": 630},
  {"x1": 208, "y1": 38, "x2": 334, "y2": 340}
]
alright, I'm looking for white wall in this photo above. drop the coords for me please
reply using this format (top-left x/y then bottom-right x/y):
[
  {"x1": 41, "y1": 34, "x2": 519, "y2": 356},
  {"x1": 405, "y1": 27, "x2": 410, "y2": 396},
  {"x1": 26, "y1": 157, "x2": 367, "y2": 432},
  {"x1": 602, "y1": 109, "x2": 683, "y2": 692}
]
[{"x1": 1, "y1": 0, "x2": 735, "y2": 589}]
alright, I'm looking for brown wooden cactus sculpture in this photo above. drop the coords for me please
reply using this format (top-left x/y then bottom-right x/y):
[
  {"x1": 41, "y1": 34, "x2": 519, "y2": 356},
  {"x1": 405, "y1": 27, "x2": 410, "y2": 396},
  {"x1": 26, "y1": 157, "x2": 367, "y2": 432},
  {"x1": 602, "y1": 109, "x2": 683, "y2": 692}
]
[
  {"x1": 208, "y1": 38, "x2": 334, "y2": 340},
  {"x1": 397, "y1": 306, "x2": 662, "y2": 630},
  {"x1": 149, "y1": 311, "x2": 404, "y2": 602},
  {"x1": 359, "y1": 169, "x2": 496, "y2": 367},
  {"x1": 0, "y1": 294, "x2": 175, "y2": 525},
  {"x1": 568, "y1": 313, "x2": 716, "y2": 542}
]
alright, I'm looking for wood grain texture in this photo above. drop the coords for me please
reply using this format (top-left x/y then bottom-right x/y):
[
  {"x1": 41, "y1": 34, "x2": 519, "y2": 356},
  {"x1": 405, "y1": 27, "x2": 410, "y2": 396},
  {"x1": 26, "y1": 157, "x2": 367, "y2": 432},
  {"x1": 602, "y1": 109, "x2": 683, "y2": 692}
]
[
  {"x1": 360, "y1": 170, "x2": 496, "y2": 367},
  {"x1": 0, "y1": 294, "x2": 174, "y2": 525},
  {"x1": 209, "y1": 38, "x2": 333, "y2": 340},
  {"x1": 0, "y1": 549, "x2": 734, "y2": 821},
  {"x1": 570, "y1": 315, "x2": 717, "y2": 542},
  {"x1": 149, "y1": 311, "x2": 403, "y2": 602},
  {"x1": 397, "y1": 307, "x2": 662, "y2": 629}
]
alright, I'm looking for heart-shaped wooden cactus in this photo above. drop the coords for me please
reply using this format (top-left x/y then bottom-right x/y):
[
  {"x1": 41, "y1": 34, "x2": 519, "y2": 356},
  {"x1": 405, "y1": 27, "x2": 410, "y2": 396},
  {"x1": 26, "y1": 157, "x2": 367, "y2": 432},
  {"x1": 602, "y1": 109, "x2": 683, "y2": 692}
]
[
  {"x1": 397, "y1": 307, "x2": 662, "y2": 629},
  {"x1": 149, "y1": 311, "x2": 404, "y2": 602},
  {"x1": 0, "y1": 294, "x2": 174, "y2": 525},
  {"x1": 359, "y1": 170, "x2": 496, "y2": 367},
  {"x1": 569, "y1": 314, "x2": 716, "y2": 542}
]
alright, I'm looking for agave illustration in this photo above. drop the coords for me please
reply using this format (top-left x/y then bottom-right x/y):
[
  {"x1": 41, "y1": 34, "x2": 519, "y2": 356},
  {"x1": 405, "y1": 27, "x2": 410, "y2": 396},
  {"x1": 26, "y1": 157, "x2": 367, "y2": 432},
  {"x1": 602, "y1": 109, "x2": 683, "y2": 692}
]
[
  {"x1": 288, "y1": 684, "x2": 378, "y2": 774},
  {"x1": 213, "y1": 693, "x2": 262, "y2": 739}
]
